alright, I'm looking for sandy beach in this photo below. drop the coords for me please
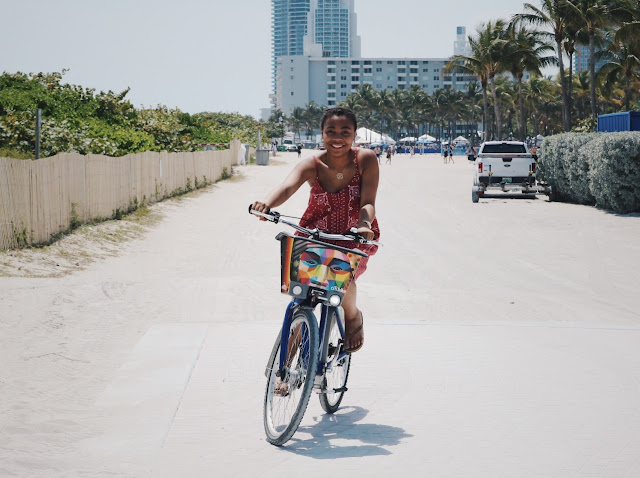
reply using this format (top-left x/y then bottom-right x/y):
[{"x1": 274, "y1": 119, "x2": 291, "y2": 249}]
[{"x1": 1, "y1": 151, "x2": 640, "y2": 477}]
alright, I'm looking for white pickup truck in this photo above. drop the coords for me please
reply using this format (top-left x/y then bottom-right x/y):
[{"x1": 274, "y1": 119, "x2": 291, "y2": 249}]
[{"x1": 471, "y1": 141, "x2": 552, "y2": 203}]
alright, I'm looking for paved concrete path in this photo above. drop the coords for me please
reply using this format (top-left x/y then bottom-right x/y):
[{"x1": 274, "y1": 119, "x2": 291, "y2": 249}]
[{"x1": 2, "y1": 152, "x2": 640, "y2": 477}]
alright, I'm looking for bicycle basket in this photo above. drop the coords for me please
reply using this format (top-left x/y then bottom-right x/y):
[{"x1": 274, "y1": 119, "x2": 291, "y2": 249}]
[{"x1": 276, "y1": 232, "x2": 367, "y2": 305}]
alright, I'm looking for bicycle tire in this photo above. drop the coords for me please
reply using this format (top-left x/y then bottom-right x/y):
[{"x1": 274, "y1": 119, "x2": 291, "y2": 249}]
[
  {"x1": 319, "y1": 308, "x2": 351, "y2": 413},
  {"x1": 263, "y1": 308, "x2": 318, "y2": 446}
]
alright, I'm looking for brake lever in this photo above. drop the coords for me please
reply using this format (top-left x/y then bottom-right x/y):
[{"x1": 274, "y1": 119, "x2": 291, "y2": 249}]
[{"x1": 348, "y1": 227, "x2": 367, "y2": 243}]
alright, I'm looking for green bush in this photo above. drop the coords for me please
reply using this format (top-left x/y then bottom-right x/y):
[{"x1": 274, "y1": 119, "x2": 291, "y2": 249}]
[
  {"x1": 0, "y1": 71, "x2": 265, "y2": 157},
  {"x1": 0, "y1": 146, "x2": 34, "y2": 159},
  {"x1": 538, "y1": 132, "x2": 598, "y2": 204},
  {"x1": 584, "y1": 132, "x2": 640, "y2": 214},
  {"x1": 540, "y1": 131, "x2": 640, "y2": 214}
]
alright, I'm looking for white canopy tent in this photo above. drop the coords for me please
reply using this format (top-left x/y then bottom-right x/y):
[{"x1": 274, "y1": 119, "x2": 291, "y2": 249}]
[
  {"x1": 418, "y1": 133, "x2": 436, "y2": 141},
  {"x1": 356, "y1": 127, "x2": 396, "y2": 145},
  {"x1": 454, "y1": 135, "x2": 470, "y2": 143},
  {"x1": 398, "y1": 136, "x2": 417, "y2": 142}
]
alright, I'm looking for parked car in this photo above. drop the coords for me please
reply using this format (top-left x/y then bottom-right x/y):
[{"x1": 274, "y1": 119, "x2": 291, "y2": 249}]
[
  {"x1": 471, "y1": 141, "x2": 552, "y2": 203},
  {"x1": 285, "y1": 143, "x2": 298, "y2": 152}
]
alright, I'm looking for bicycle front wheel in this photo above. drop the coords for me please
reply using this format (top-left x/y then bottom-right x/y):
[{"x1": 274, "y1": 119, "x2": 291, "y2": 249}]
[
  {"x1": 263, "y1": 308, "x2": 318, "y2": 446},
  {"x1": 319, "y1": 308, "x2": 351, "y2": 413}
]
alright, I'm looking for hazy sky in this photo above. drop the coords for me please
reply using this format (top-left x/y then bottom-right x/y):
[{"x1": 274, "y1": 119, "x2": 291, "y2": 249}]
[{"x1": 2, "y1": 0, "x2": 535, "y2": 118}]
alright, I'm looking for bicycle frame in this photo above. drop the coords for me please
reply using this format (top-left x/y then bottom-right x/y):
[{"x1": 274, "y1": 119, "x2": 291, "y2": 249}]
[{"x1": 277, "y1": 297, "x2": 348, "y2": 382}]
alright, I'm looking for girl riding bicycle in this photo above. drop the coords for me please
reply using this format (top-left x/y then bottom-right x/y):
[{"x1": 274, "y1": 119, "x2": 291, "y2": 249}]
[{"x1": 251, "y1": 107, "x2": 380, "y2": 353}]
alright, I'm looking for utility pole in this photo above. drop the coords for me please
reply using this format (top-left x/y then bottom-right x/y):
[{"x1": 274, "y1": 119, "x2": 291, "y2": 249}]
[{"x1": 35, "y1": 108, "x2": 42, "y2": 159}]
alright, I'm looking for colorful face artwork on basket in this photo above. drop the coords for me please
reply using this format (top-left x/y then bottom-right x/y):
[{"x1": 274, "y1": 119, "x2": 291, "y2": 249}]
[
  {"x1": 278, "y1": 234, "x2": 365, "y2": 297},
  {"x1": 297, "y1": 247, "x2": 352, "y2": 290}
]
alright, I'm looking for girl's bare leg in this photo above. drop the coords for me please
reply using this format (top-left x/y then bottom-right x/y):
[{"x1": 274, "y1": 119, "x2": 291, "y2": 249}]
[{"x1": 341, "y1": 282, "x2": 363, "y2": 350}]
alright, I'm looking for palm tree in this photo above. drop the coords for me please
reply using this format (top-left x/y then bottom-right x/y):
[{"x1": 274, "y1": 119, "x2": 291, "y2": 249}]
[
  {"x1": 524, "y1": 75, "x2": 558, "y2": 136},
  {"x1": 462, "y1": 81, "x2": 484, "y2": 144},
  {"x1": 288, "y1": 107, "x2": 305, "y2": 141},
  {"x1": 572, "y1": 70, "x2": 593, "y2": 119},
  {"x1": 352, "y1": 84, "x2": 378, "y2": 136},
  {"x1": 407, "y1": 85, "x2": 429, "y2": 138},
  {"x1": 563, "y1": 0, "x2": 616, "y2": 118},
  {"x1": 430, "y1": 89, "x2": 449, "y2": 141},
  {"x1": 373, "y1": 89, "x2": 393, "y2": 141},
  {"x1": 268, "y1": 109, "x2": 286, "y2": 144},
  {"x1": 597, "y1": 41, "x2": 640, "y2": 110},
  {"x1": 481, "y1": 20, "x2": 511, "y2": 140},
  {"x1": 302, "y1": 102, "x2": 323, "y2": 138},
  {"x1": 439, "y1": 87, "x2": 466, "y2": 142},
  {"x1": 388, "y1": 88, "x2": 407, "y2": 139},
  {"x1": 503, "y1": 25, "x2": 556, "y2": 140},
  {"x1": 495, "y1": 77, "x2": 518, "y2": 137},
  {"x1": 445, "y1": 22, "x2": 501, "y2": 140},
  {"x1": 513, "y1": 1, "x2": 573, "y2": 131},
  {"x1": 340, "y1": 95, "x2": 361, "y2": 114},
  {"x1": 562, "y1": 8, "x2": 583, "y2": 119}
]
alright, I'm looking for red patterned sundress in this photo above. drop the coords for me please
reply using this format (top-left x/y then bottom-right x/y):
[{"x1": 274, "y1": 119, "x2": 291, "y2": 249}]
[{"x1": 298, "y1": 148, "x2": 380, "y2": 280}]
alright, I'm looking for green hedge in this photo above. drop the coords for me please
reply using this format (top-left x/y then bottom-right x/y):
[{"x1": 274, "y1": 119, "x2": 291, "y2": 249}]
[{"x1": 538, "y1": 132, "x2": 640, "y2": 214}]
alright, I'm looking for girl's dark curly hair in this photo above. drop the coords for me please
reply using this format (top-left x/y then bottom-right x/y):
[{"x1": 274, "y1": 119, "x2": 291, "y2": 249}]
[{"x1": 320, "y1": 107, "x2": 358, "y2": 131}]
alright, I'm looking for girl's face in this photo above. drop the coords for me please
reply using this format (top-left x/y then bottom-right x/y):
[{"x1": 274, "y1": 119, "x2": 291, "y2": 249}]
[{"x1": 322, "y1": 115, "x2": 356, "y2": 155}]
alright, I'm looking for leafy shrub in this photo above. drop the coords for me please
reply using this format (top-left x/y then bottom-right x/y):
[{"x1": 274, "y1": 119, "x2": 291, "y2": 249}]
[
  {"x1": 538, "y1": 132, "x2": 599, "y2": 204},
  {"x1": 0, "y1": 146, "x2": 34, "y2": 159},
  {"x1": 86, "y1": 120, "x2": 155, "y2": 156},
  {"x1": 537, "y1": 134, "x2": 572, "y2": 201},
  {"x1": 584, "y1": 132, "x2": 640, "y2": 214},
  {"x1": 0, "y1": 71, "x2": 265, "y2": 158}
]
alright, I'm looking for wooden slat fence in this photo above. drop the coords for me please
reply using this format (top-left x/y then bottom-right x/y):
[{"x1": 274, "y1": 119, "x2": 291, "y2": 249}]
[{"x1": 0, "y1": 140, "x2": 239, "y2": 250}]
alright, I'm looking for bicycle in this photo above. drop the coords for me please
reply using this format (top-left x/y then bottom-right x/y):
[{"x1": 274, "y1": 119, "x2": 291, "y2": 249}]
[{"x1": 249, "y1": 206, "x2": 381, "y2": 446}]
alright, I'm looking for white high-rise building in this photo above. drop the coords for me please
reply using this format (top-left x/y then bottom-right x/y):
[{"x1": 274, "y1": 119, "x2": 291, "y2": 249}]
[
  {"x1": 271, "y1": 0, "x2": 360, "y2": 109},
  {"x1": 454, "y1": 26, "x2": 471, "y2": 56},
  {"x1": 303, "y1": 0, "x2": 361, "y2": 58}
]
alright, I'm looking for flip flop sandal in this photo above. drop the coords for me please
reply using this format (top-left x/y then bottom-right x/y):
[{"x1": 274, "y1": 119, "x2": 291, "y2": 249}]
[
  {"x1": 345, "y1": 310, "x2": 364, "y2": 354},
  {"x1": 273, "y1": 378, "x2": 290, "y2": 396}
]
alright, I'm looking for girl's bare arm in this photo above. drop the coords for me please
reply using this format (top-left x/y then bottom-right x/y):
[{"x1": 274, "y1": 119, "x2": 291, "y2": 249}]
[{"x1": 251, "y1": 157, "x2": 315, "y2": 214}]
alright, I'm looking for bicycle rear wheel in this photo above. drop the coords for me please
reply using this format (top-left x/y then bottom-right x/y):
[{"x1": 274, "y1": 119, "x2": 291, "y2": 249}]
[
  {"x1": 319, "y1": 308, "x2": 351, "y2": 413},
  {"x1": 263, "y1": 308, "x2": 318, "y2": 446}
]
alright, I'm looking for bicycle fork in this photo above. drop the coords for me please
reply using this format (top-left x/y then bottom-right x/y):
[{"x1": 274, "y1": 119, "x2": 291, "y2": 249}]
[
  {"x1": 264, "y1": 301, "x2": 348, "y2": 395},
  {"x1": 313, "y1": 305, "x2": 349, "y2": 394}
]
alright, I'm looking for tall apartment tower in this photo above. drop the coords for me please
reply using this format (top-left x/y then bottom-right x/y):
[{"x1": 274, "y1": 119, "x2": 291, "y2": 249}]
[
  {"x1": 454, "y1": 26, "x2": 471, "y2": 56},
  {"x1": 271, "y1": 0, "x2": 360, "y2": 108},
  {"x1": 304, "y1": 0, "x2": 361, "y2": 58},
  {"x1": 271, "y1": 0, "x2": 311, "y2": 97}
]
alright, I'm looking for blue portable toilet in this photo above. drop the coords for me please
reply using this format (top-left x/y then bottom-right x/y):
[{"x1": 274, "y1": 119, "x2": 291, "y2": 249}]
[{"x1": 597, "y1": 111, "x2": 640, "y2": 132}]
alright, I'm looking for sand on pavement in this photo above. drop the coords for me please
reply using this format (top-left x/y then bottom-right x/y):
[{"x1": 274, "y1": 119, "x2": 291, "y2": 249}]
[{"x1": 1, "y1": 151, "x2": 640, "y2": 477}]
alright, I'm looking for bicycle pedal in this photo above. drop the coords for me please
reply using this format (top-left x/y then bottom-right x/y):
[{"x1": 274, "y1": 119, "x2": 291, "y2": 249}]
[{"x1": 332, "y1": 386, "x2": 348, "y2": 393}]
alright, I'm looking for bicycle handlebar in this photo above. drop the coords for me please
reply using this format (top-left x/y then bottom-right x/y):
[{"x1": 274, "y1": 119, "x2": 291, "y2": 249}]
[{"x1": 248, "y1": 205, "x2": 382, "y2": 246}]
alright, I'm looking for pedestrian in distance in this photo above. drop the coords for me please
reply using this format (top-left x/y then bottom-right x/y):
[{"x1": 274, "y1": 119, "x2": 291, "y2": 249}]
[
  {"x1": 386, "y1": 147, "x2": 392, "y2": 164},
  {"x1": 467, "y1": 145, "x2": 476, "y2": 162},
  {"x1": 443, "y1": 145, "x2": 449, "y2": 163},
  {"x1": 374, "y1": 145, "x2": 381, "y2": 164},
  {"x1": 297, "y1": 143, "x2": 302, "y2": 158},
  {"x1": 448, "y1": 144, "x2": 454, "y2": 164}
]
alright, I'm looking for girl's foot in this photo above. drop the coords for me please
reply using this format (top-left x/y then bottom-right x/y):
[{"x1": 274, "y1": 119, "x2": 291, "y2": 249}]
[
  {"x1": 344, "y1": 310, "x2": 364, "y2": 353},
  {"x1": 273, "y1": 377, "x2": 289, "y2": 396}
]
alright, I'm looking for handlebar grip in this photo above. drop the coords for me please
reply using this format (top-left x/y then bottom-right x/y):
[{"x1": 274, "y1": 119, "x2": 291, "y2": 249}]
[{"x1": 249, "y1": 204, "x2": 280, "y2": 223}]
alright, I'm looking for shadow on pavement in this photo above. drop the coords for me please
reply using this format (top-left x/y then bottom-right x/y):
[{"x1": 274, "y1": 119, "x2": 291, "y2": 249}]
[{"x1": 282, "y1": 406, "x2": 412, "y2": 458}]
